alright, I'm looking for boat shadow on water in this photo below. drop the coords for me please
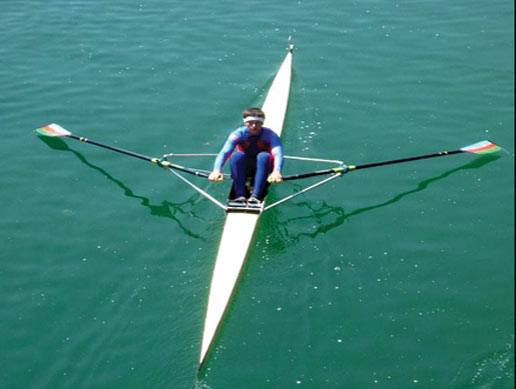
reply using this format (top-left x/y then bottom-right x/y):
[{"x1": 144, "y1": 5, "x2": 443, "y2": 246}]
[
  {"x1": 271, "y1": 154, "x2": 500, "y2": 245},
  {"x1": 38, "y1": 136, "x2": 209, "y2": 241}
]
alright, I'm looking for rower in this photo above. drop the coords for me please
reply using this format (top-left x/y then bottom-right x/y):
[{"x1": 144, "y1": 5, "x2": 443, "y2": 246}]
[{"x1": 208, "y1": 107, "x2": 284, "y2": 205}]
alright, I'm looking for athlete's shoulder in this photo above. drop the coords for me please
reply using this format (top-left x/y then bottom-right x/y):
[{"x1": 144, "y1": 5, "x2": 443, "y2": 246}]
[
  {"x1": 261, "y1": 127, "x2": 281, "y2": 141},
  {"x1": 227, "y1": 126, "x2": 247, "y2": 142},
  {"x1": 261, "y1": 127, "x2": 276, "y2": 136},
  {"x1": 233, "y1": 125, "x2": 247, "y2": 132}
]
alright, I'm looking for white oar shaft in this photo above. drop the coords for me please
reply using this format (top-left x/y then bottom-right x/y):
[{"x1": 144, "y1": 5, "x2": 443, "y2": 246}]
[
  {"x1": 168, "y1": 169, "x2": 227, "y2": 211},
  {"x1": 264, "y1": 173, "x2": 342, "y2": 211}
]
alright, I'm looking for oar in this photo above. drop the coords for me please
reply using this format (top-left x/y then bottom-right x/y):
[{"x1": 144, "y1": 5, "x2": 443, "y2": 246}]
[
  {"x1": 35, "y1": 123, "x2": 214, "y2": 178},
  {"x1": 281, "y1": 141, "x2": 501, "y2": 181}
]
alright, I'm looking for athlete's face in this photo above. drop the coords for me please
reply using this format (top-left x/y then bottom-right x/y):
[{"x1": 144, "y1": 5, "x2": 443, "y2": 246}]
[{"x1": 246, "y1": 120, "x2": 263, "y2": 136}]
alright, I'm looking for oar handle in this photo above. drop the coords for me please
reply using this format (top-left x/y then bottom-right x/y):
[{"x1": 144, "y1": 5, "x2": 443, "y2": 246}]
[
  {"x1": 282, "y1": 166, "x2": 348, "y2": 181},
  {"x1": 159, "y1": 161, "x2": 210, "y2": 178},
  {"x1": 282, "y1": 168, "x2": 339, "y2": 181}
]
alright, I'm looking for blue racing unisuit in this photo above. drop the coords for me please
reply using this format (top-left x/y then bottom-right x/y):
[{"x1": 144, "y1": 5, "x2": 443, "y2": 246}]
[{"x1": 209, "y1": 108, "x2": 284, "y2": 203}]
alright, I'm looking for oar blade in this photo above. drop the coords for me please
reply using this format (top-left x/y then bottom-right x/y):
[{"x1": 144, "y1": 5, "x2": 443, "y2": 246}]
[
  {"x1": 461, "y1": 140, "x2": 501, "y2": 154},
  {"x1": 35, "y1": 123, "x2": 72, "y2": 137}
]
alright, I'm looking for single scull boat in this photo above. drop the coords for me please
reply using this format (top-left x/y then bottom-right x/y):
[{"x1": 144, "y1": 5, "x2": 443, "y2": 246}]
[{"x1": 198, "y1": 44, "x2": 294, "y2": 371}]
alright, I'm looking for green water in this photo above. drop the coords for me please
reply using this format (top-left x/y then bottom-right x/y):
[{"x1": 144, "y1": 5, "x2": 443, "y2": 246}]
[{"x1": 1, "y1": 1, "x2": 513, "y2": 388}]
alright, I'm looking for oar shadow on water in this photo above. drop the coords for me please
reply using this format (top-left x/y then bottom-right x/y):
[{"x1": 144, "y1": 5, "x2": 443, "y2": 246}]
[
  {"x1": 38, "y1": 136, "x2": 208, "y2": 241},
  {"x1": 275, "y1": 155, "x2": 500, "y2": 244}
]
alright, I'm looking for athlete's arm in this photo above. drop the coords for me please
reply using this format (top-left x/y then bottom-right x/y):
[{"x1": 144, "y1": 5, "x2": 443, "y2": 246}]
[
  {"x1": 267, "y1": 130, "x2": 284, "y2": 183},
  {"x1": 209, "y1": 130, "x2": 241, "y2": 181}
]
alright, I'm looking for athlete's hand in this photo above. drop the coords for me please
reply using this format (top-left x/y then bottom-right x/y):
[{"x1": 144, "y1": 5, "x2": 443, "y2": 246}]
[
  {"x1": 208, "y1": 170, "x2": 223, "y2": 182},
  {"x1": 267, "y1": 170, "x2": 283, "y2": 183}
]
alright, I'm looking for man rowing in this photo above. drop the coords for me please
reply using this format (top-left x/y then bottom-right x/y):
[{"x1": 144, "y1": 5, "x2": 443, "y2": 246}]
[{"x1": 208, "y1": 107, "x2": 284, "y2": 205}]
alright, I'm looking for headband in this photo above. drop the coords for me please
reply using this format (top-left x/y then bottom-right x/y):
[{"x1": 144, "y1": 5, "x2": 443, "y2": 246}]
[{"x1": 243, "y1": 116, "x2": 264, "y2": 123}]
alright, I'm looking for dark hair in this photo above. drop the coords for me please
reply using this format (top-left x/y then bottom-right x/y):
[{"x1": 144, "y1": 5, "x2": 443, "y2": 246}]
[{"x1": 243, "y1": 107, "x2": 265, "y2": 119}]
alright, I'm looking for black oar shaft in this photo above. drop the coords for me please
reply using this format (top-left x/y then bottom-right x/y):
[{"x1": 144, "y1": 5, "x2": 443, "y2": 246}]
[
  {"x1": 66, "y1": 134, "x2": 465, "y2": 181},
  {"x1": 170, "y1": 165, "x2": 209, "y2": 178},
  {"x1": 352, "y1": 149, "x2": 463, "y2": 170},
  {"x1": 282, "y1": 168, "x2": 337, "y2": 181},
  {"x1": 281, "y1": 149, "x2": 465, "y2": 181},
  {"x1": 68, "y1": 134, "x2": 154, "y2": 163},
  {"x1": 67, "y1": 134, "x2": 209, "y2": 178}
]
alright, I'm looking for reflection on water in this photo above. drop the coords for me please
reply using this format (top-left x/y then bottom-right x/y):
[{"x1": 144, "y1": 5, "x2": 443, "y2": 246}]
[
  {"x1": 39, "y1": 134, "x2": 500, "y2": 248},
  {"x1": 271, "y1": 155, "x2": 500, "y2": 246},
  {"x1": 38, "y1": 135, "x2": 209, "y2": 240}
]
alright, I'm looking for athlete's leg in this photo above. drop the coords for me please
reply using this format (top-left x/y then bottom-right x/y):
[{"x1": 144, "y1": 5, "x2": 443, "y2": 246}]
[
  {"x1": 230, "y1": 151, "x2": 247, "y2": 198},
  {"x1": 252, "y1": 152, "x2": 272, "y2": 198}
]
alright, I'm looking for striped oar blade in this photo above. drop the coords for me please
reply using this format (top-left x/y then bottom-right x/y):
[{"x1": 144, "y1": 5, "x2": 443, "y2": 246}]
[
  {"x1": 461, "y1": 140, "x2": 501, "y2": 154},
  {"x1": 36, "y1": 123, "x2": 71, "y2": 137}
]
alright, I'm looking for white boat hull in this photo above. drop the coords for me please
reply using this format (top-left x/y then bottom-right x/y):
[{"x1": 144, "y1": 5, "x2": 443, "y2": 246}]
[
  {"x1": 199, "y1": 211, "x2": 260, "y2": 364},
  {"x1": 199, "y1": 46, "x2": 293, "y2": 369}
]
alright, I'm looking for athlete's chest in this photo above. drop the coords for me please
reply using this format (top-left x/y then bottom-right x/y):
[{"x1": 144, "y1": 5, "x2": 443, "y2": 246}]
[{"x1": 236, "y1": 134, "x2": 271, "y2": 151}]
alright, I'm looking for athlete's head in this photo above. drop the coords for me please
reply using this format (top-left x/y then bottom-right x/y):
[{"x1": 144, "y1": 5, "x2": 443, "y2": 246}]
[
  {"x1": 243, "y1": 107, "x2": 265, "y2": 136},
  {"x1": 243, "y1": 107, "x2": 265, "y2": 122}
]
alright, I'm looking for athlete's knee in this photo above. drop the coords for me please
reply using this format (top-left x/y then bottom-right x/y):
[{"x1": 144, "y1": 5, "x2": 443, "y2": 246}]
[
  {"x1": 256, "y1": 152, "x2": 271, "y2": 164},
  {"x1": 230, "y1": 151, "x2": 246, "y2": 165},
  {"x1": 230, "y1": 151, "x2": 246, "y2": 164}
]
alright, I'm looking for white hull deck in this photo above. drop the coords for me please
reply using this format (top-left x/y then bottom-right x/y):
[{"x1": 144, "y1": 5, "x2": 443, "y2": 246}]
[
  {"x1": 199, "y1": 46, "x2": 293, "y2": 370},
  {"x1": 198, "y1": 211, "x2": 260, "y2": 366}
]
